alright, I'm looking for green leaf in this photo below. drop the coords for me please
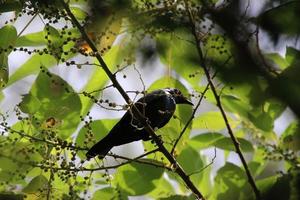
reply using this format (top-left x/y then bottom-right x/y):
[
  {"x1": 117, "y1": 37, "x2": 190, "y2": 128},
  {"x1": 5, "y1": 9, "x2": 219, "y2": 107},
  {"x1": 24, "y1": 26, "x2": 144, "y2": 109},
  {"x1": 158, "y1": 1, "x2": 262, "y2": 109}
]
[
  {"x1": 248, "y1": 111, "x2": 274, "y2": 132},
  {"x1": 92, "y1": 187, "x2": 118, "y2": 200},
  {"x1": 0, "y1": 25, "x2": 17, "y2": 88},
  {"x1": 0, "y1": 53, "x2": 9, "y2": 88},
  {"x1": 248, "y1": 161, "x2": 262, "y2": 177},
  {"x1": 221, "y1": 94, "x2": 251, "y2": 119},
  {"x1": 148, "y1": 177, "x2": 174, "y2": 198},
  {"x1": 176, "y1": 145, "x2": 204, "y2": 189},
  {"x1": 16, "y1": 31, "x2": 46, "y2": 47},
  {"x1": 214, "y1": 137, "x2": 254, "y2": 152},
  {"x1": 0, "y1": 157, "x2": 18, "y2": 171},
  {"x1": 23, "y1": 175, "x2": 48, "y2": 193},
  {"x1": 22, "y1": 70, "x2": 82, "y2": 138},
  {"x1": 156, "y1": 30, "x2": 202, "y2": 87},
  {"x1": 19, "y1": 93, "x2": 41, "y2": 114},
  {"x1": 70, "y1": 6, "x2": 87, "y2": 20},
  {"x1": 190, "y1": 132, "x2": 253, "y2": 152},
  {"x1": 114, "y1": 162, "x2": 164, "y2": 196},
  {"x1": 76, "y1": 119, "x2": 118, "y2": 159},
  {"x1": 265, "y1": 99, "x2": 286, "y2": 120},
  {"x1": 265, "y1": 53, "x2": 289, "y2": 70},
  {"x1": 0, "y1": 138, "x2": 42, "y2": 179},
  {"x1": 16, "y1": 28, "x2": 79, "y2": 47},
  {"x1": 159, "y1": 195, "x2": 194, "y2": 200},
  {"x1": 0, "y1": 25, "x2": 17, "y2": 48},
  {"x1": 0, "y1": 91, "x2": 4, "y2": 101},
  {"x1": 285, "y1": 47, "x2": 300, "y2": 66},
  {"x1": 280, "y1": 121, "x2": 300, "y2": 150},
  {"x1": 0, "y1": 1, "x2": 22, "y2": 13},
  {"x1": 43, "y1": 25, "x2": 64, "y2": 61},
  {"x1": 257, "y1": 2, "x2": 300, "y2": 36},
  {"x1": 193, "y1": 111, "x2": 239, "y2": 131},
  {"x1": 204, "y1": 34, "x2": 232, "y2": 65},
  {"x1": 210, "y1": 162, "x2": 252, "y2": 200},
  {"x1": 189, "y1": 132, "x2": 224, "y2": 149},
  {"x1": 273, "y1": 62, "x2": 300, "y2": 116},
  {"x1": 0, "y1": 193, "x2": 23, "y2": 200},
  {"x1": 7, "y1": 54, "x2": 57, "y2": 87},
  {"x1": 257, "y1": 174, "x2": 292, "y2": 200}
]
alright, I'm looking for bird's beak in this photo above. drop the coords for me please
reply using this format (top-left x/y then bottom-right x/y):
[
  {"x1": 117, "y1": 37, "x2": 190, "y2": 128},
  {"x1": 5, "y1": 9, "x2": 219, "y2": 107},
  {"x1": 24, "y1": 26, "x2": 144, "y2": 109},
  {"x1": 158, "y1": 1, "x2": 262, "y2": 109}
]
[{"x1": 182, "y1": 98, "x2": 194, "y2": 106}]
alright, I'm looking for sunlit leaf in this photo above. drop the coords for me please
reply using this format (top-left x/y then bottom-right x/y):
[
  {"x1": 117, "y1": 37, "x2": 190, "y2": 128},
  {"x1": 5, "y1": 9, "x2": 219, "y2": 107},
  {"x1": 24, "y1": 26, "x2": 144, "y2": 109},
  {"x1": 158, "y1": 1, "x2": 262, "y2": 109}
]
[
  {"x1": 0, "y1": 25, "x2": 17, "y2": 48},
  {"x1": 70, "y1": 6, "x2": 87, "y2": 20},
  {"x1": 248, "y1": 111, "x2": 273, "y2": 132},
  {"x1": 92, "y1": 187, "x2": 118, "y2": 200},
  {"x1": 190, "y1": 132, "x2": 253, "y2": 152},
  {"x1": 0, "y1": 25, "x2": 17, "y2": 88},
  {"x1": 16, "y1": 31, "x2": 46, "y2": 47},
  {"x1": 189, "y1": 132, "x2": 224, "y2": 149},
  {"x1": 177, "y1": 145, "x2": 204, "y2": 187},
  {"x1": 19, "y1": 93, "x2": 41, "y2": 114},
  {"x1": 23, "y1": 175, "x2": 48, "y2": 193},
  {"x1": 193, "y1": 111, "x2": 239, "y2": 131},
  {"x1": 148, "y1": 177, "x2": 174, "y2": 198},
  {"x1": 280, "y1": 121, "x2": 300, "y2": 151},
  {"x1": 7, "y1": 54, "x2": 57, "y2": 87},
  {"x1": 158, "y1": 195, "x2": 194, "y2": 200},
  {"x1": 210, "y1": 162, "x2": 253, "y2": 200},
  {"x1": 156, "y1": 30, "x2": 202, "y2": 88},
  {"x1": 265, "y1": 53, "x2": 289, "y2": 70},
  {"x1": 76, "y1": 119, "x2": 118, "y2": 159},
  {"x1": 0, "y1": 53, "x2": 8, "y2": 88},
  {"x1": 213, "y1": 137, "x2": 253, "y2": 152},
  {"x1": 285, "y1": 47, "x2": 300, "y2": 66},
  {"x1": 221, "y1": 95, "x2": 250, "y2": 119},
  {"x1": 114, "y1": 162, "x2": 164, "y2": 196},
  {"x1": 43, "y1": 25, "x2": 64, "y2": 61},
  {"x1": 20, "y1": 70, "x2": 82, "y2": 138}
]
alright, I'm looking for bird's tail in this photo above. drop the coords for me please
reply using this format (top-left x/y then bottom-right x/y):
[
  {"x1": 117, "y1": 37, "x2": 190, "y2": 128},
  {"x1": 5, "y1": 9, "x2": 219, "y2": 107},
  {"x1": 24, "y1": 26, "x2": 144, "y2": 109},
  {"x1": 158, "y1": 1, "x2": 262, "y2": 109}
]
[{"x1": 86, "y1": 136, "x2": 113, "y2": 159}]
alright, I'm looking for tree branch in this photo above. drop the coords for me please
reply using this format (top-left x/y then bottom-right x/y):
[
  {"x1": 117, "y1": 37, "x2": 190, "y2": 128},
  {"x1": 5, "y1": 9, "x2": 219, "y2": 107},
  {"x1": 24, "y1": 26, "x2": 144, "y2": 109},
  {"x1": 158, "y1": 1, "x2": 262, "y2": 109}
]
[
  {"x1": 61, "y1": 1, "x2": 205, "y2": 199},
  {"x1": 183, "y1": 1, "x2": 261, "y2": 199}
]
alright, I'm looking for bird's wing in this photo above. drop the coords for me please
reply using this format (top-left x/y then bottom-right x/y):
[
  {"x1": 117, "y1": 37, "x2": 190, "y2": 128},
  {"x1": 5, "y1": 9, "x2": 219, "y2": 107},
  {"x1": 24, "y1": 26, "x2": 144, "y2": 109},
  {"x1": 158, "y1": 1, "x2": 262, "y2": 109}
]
[{"x1": 133, "y1": 89, "x2": 176, "y2": 129}]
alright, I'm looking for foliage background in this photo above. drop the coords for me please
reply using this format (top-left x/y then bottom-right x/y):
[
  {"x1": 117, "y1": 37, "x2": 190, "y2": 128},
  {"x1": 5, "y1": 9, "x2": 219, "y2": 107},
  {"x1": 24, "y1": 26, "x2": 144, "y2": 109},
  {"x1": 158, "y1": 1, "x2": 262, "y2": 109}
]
[{"x1": 0, "y1": 0, "x2": 299, "y2": 199}]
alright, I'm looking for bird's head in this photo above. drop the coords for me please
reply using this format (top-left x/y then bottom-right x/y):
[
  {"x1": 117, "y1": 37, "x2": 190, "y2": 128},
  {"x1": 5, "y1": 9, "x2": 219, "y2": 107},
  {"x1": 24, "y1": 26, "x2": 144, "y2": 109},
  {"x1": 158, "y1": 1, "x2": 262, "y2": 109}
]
[{"x1": 167, "y1": 88, "x2": 193, "y2": 106}]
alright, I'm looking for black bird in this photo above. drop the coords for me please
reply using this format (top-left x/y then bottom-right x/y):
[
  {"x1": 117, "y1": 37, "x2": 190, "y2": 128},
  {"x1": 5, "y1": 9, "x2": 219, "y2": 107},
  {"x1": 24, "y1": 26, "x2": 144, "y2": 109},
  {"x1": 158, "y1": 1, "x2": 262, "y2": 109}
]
[{"x1": 86, "y1": 88, "x2": 193, "y2": 159}]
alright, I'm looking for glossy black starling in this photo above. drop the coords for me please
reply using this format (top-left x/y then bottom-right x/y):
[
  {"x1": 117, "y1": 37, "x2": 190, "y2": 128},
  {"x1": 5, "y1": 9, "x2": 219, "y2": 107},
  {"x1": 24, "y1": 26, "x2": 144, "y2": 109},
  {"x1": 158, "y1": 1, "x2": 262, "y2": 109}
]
[{"x1": 86, "y1": 88, "x2": 193, "y2": 159}]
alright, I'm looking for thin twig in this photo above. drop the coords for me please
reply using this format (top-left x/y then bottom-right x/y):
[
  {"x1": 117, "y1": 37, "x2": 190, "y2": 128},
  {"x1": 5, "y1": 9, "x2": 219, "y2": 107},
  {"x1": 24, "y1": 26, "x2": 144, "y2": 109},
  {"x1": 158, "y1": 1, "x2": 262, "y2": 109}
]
[
  {"x1": 184, "y1": 1, "x2": 261, "y2": 199},
  {"x1": 254, "y1": 27, "x2": 279, "y2": 75},
  {"x1": 0, "y1": 124, "x2": 88, "y2": 151},
  {"x1": 17, "y1": 13, "x2": 38, "y2": 37},
  {"x1": 171, "y1": 84, "x2": 210, "y2": 155},
  {"x1": 188, "y1": 147, "x2": 216, "y2": 177}
]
